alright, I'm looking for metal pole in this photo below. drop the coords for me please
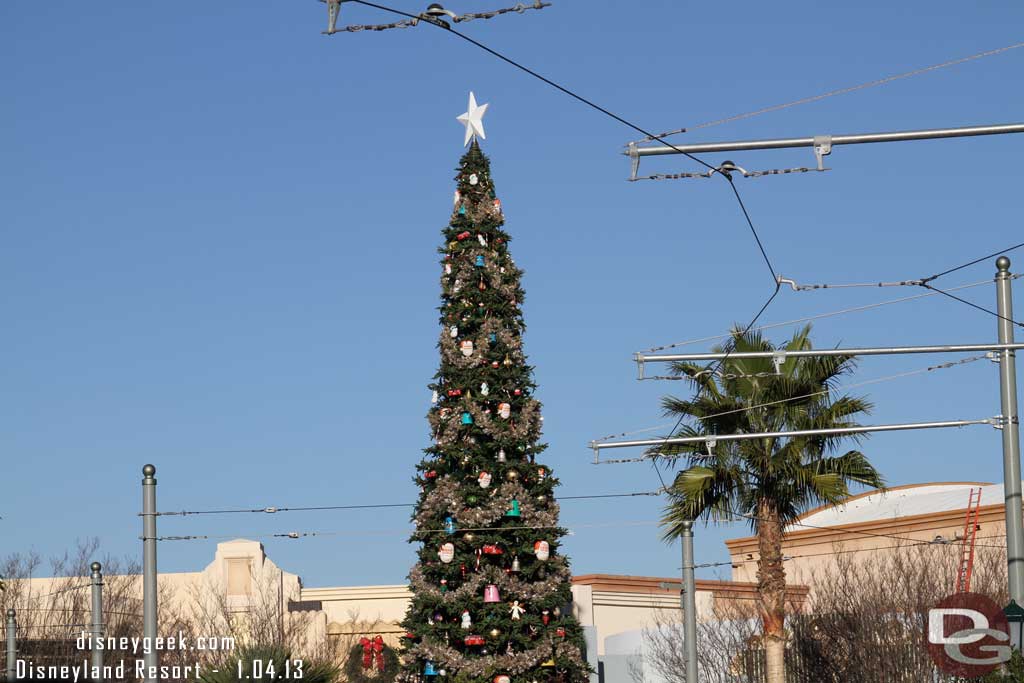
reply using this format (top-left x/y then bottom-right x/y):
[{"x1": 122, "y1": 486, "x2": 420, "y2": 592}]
[
  {"x1": 630, "y1": 122, "x2": 1024, "y2": 158},
  {"x1": 997, "y1": 257, "x2": 1024, "y2": 605},
  {"x1": 142, "y1": 464, "x2": 158, "y2": 682},
  {"x1": 680, "y1": 522, "x2": 698, "y2": 683},
  {"x1": 6, "y1": 609, "x2": 15, "y2": 682},
  {"x1": 592, "y1": 418, "x2": 993, "y2": 454},
  {"x1": 91, "y1": 561, "x2": 104, "y2": 680}
]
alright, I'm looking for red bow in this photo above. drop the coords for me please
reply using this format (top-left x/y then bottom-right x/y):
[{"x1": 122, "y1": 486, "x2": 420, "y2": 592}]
[{"x1": 358, "y1": 635, "x2": 386, "y2": 671}]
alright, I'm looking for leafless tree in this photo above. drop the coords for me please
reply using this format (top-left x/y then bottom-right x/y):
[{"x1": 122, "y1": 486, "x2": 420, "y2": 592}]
[{"x1": 639, "y1": 540, "x2": 1008, "y2": 682}]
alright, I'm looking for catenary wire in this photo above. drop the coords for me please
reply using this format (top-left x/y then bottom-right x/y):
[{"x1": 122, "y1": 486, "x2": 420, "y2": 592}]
[
  {"x1": 594, "y1": 353, "x2": 989, "y2": 447},
  {"x1": 919, "y1": 282, "x2": 1023, "y2": 328},
  {"x1": 147, "y1": 519, "x2": 660, "y2": 542},
  {"x1": 152, "y1": 490, "x2": 664, "y2": 517},
  {"x1": 641, "y1": 276, "x2": 1006, "y2": 354},
  {"x1": 347, "y1": 0, "x2": 780, "y2": 286},
  {"x1": 633, "y1": 41, "x2": 1024, "y2": 143}
]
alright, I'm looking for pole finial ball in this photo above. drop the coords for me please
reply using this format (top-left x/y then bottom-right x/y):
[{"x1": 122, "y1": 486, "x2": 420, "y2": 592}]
[
  {"x1": 997, "y1": 255, "x2": 1012, "y2": 272},
  {"x1": 142, "y1": 464, "x2": 156, "y2": 477},
  {"x1": 91, "y1": 561, "x2": 102, "y2": 572},
  {"x1": 7, "y1": 609, "x2": 15, "y2": 617}
]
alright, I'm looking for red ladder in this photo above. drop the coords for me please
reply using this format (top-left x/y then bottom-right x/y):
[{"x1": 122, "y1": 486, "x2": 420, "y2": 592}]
[{"x1": 955, "y1": 487, "x2": 983, "y2": 593}]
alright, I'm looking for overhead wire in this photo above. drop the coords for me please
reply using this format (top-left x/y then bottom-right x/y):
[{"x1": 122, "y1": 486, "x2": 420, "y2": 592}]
[
  {"x1": 347, "y1": 0, "x2": 780, "y2": 289},
  {"x1": 342, "y1": 0, "x2": 789, "y2": 496},
  {"x1": 633, "y1": 40, "x2": 1024, "y2": 143},
  {"x1": 640, "y1": 276, "x2": 1004, "y2": 354},
  {"x1": 593, "y1": 353, "x2": 991, "y2": 451},
  {"x1": 147, "y1": 519, "x2": 660, "y2": 543},
  {"x1": 153, "y1": 489, "x2": 664, "y2": 518}
]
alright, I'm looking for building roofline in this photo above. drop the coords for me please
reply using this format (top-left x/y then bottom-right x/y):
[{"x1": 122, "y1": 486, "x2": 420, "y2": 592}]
[{"x1": 792, "y1": 481, "x2": 993, "y2": 525}]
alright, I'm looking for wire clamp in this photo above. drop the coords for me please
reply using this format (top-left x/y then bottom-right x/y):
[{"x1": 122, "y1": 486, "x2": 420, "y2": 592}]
[{"x1": 813, "y1": 135, "x2": 832, "y2": 171}]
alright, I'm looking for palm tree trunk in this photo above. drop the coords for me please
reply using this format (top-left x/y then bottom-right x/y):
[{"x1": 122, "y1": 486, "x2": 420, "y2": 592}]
[{"x1": 756, "y1": 500, "x2": 787, "y2": 683}]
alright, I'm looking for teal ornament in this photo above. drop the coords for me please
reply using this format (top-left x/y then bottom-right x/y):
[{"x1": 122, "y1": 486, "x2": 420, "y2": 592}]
[
  {"x1": 424, "y1": 662, "x2": 438, "y2": 677},
  {"x1": 475, "y1": 255, "x2": 485, "y2": 267},
  {"x1": 506, "y1": 499, "x2": 521, "y2": 517},
  {"x1": 461, "y1": 412, "x2": 473, "y2": 425},
  {"x1": 445, "y1": 516, "x2": 456, "y2": 535},
  {"x1": 458, "y1": 205, "x2": 466, "y2": 216},
  {"x1": 489, "y1": 333, "x2": 497, "y2": 343}
]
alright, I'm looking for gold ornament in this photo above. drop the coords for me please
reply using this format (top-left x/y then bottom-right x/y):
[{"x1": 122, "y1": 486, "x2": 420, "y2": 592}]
[
  {"x1": 489, "y1": 628, "x2": 501, "y2": 638},
  {"x1": 464, "y1": 532, "x2": 475, "y2": 542},
  {"x1": 505, "y1": 470, "x2": 519, "y2": 481}
]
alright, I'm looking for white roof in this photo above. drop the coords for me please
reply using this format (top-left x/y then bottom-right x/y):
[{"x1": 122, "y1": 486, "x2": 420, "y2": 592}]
[{"x1": 792, "y1": 482, "x2": 1008, "y2": 529}]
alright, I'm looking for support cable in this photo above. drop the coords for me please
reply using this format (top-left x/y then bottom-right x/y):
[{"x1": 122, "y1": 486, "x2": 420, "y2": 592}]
[
  {"x1": 594, "y1": 353, "x2": 990, "y2": 445},
  {"x1": 632, "y1": 41, "x2": 1024, "y2": 143},
  {"x1": 347, "y1": 0, "x2": 779, "y2": 285},
  {"x1": 152, "y1": 489, "x2": 664, "y2": 518}
]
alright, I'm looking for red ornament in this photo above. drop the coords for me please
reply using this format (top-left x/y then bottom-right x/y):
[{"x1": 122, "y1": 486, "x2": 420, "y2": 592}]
[
  {"x1": 491, "y1": 361, "x2": 500, "y2": 368},
  {"x1": 513, "y1": 388, "x2": 522, "y2": 396},
  {"x1": 457, "y1": 231, "x2": 471, "y2": 241},
  {"x1": 447, "y1": 389, "x2": 462, "y2": 397},
  {"x1": 460, "y1": 563, "x2": 467, "y2": 578},
  {"x1": 482, "y1": 544, "x2": 504, "y2": 555},
  {"x1": 556, "y1": 627, "x2": 566, "y2": 638},
  {"x1": 542, "y1": 609, "x2": 550, "y2": 625},
  {"x1": 425, "y1": 470, "x2": 438, "y2": 480},
  {"x1": 464, "y1": 635, "x2": 486, "y2": 646}
]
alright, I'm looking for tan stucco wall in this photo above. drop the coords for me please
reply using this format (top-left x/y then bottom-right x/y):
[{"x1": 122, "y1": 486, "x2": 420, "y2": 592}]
[{"x1": 726, "y1": 504, "x2": 1008, "y2": 588}]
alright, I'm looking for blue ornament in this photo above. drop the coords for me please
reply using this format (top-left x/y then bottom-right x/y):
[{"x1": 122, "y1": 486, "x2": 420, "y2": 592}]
[
  {"x1": 424, "y1": 662, "x2": 438, "y2": 677},
  {"x1": 489, "y1": 333, "x2": 497, "y2": 343},
  {"x1": 461, "y1": 412, "x2": 473, "y2": 425},
  {"x1": 458, "y1": 205, "x2": 466, "y2": 216},
  {"x1": 445, "y1": 516, "x2": 456, "y2": 535},
  {"x1": 475, "y1": 255, "x2": 485, "y2": 267}
]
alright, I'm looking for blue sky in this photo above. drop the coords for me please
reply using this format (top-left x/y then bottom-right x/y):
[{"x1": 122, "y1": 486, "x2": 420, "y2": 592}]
[{"x1": 3, "y1": 1, "x2": 1023, "y2": 588}]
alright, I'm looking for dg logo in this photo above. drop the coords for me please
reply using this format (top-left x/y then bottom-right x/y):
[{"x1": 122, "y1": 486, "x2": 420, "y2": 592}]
[{"x1": 926, "y1": 592, "x2": 1011, "y2": 677}]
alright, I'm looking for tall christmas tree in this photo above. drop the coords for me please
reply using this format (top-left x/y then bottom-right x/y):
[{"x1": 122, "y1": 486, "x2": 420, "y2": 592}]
[{"x1": 399, "y1": 95, "x2": 589, "y2": 683}]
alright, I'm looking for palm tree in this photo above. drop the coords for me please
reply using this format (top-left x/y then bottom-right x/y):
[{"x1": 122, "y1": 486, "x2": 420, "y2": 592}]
[{"x1": 656, "y1": 325, "x2": 884, "y2": 683}]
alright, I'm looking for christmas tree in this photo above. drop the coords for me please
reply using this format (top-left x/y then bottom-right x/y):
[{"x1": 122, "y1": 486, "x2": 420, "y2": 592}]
[{"x1": 399, "y1": 98, "x2": 589, "y2": 683}]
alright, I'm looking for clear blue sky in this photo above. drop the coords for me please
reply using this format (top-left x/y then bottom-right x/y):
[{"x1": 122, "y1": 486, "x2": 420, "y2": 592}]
[{"x1": 3, "y1": 1, "x2": 1023, "y2": 587}]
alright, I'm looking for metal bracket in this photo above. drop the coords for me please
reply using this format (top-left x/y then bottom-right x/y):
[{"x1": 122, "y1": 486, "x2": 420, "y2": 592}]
[
  {"x1": 705, "y1": 438, "x2": 717, "y2": 456},
  {"x1": 325, "y1": 0, "x2": 342, "y2": 34},
  {"x1": 628, "y1": 142, "x2": 640, "y2": 181},
  {"x1": 771, "y1": 352, "x2": 786, "y2": 374},
  {"x1": 634, "y1": 352, "x2": 646, "y2": 380},
  {"x1": 813, "y1": 135, "x2": 832, "y2": 171}
]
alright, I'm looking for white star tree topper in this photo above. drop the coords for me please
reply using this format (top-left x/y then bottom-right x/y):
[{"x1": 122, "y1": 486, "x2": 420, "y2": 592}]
[{"x1": 456, "y1": 92, "x2": 489, "y2": 147}]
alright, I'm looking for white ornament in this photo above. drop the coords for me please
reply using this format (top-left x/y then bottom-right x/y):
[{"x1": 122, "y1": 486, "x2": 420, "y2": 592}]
[
  {"x1": 498, "y1": 402, "x2": 511, "y2": 420},
  {"x1": 450, "y1": 325, "x2": 458, "y2": 338},
  {"x1": 480, "y1": 382, "x2": 490, "y2": 396},
  {"x1": 456, "y1": 91, "x2": 489, "y2": 147},
  {"x1": 431, "y1": 390, "x2": 439, "y2": 404},
  {"x1": 454, "y1": 190, "x2": 461, "y2": 207},
  {"x1": 439, "y1": 542, "x2": 455, "y2": 564},
  {"x1": 445, "y1": 263, "x2": 453, "y2": 275},
  {"x1": 461, "y1": 610, "x2": 472, "y2": 629},
  {"x1": 497, "y1": 448, "x2": 506, "y2": 463},
  {"x1": 478, "y1": 471, "x2": 492, "y2": 489},
  {"x1": 477, "y1": 234, "x2": 488, "y2": 247},
  {"x1": 453, "y1": 278, "x2": 462, "y2": 293},
  {"x1": 469, "y1": 173, "x2": 479, "y2": 186},
  {"x1": 460, "y1": 340, "x2": 474, "y2": 357},
  {"x1": 509, "y1": 601, "x2": 525, "y2": 621}
]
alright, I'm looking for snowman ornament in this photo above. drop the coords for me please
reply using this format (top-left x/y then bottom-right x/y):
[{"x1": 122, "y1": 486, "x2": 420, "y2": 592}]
[{"x1": 461, "y1": 610, "x2": 472, "y2": 630}]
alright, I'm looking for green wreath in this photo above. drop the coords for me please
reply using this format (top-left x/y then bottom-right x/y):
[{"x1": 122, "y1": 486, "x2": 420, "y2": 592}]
[{"x1": 344, "y1": 639, "x2": 400, "y2": 683}]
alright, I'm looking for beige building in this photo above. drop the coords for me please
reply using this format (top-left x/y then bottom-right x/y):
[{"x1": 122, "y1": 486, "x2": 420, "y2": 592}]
[{"x1": 726, "y1": 481, "x2": 1009, "y2": 587}]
